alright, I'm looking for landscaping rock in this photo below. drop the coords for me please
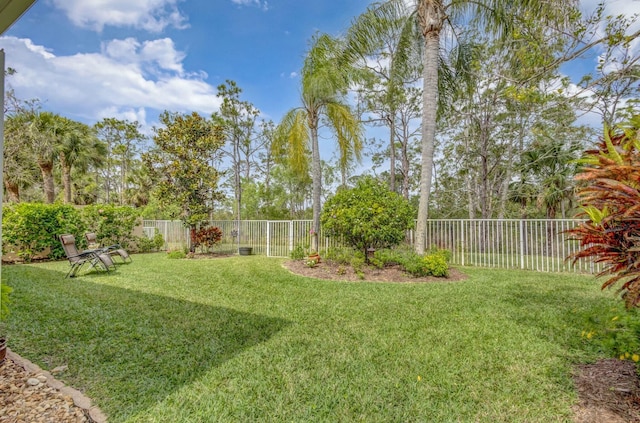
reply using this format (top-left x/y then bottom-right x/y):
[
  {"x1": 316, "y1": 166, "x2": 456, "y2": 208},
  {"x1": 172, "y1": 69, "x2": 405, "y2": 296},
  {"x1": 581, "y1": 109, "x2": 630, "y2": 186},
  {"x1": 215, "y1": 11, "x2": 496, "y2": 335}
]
[{"x1": 1, "y1": 350, "x2": 107, "y2": 423}]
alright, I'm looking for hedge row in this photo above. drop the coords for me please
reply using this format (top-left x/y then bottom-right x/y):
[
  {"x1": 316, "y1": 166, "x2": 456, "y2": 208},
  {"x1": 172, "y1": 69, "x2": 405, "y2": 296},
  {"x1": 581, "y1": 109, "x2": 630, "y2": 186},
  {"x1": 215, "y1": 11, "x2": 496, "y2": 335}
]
[{"x1": 2, "y1": 203, "x2": 142, "y2": 261}]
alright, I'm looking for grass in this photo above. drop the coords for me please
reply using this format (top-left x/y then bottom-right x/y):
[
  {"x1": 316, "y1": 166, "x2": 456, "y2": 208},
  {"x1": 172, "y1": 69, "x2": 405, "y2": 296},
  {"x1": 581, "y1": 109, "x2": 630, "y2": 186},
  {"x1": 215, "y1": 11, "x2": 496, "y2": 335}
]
[{"x1": 1, "y1": 253, "x2": 618, "y2": 422}]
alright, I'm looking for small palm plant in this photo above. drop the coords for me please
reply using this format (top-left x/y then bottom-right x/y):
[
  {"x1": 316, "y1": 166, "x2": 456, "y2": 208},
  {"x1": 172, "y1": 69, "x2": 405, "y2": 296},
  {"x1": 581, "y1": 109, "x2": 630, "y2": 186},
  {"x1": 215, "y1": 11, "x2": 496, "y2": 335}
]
[{"x1": 567, "y1": 116, "x2": 640, "y2": 308}]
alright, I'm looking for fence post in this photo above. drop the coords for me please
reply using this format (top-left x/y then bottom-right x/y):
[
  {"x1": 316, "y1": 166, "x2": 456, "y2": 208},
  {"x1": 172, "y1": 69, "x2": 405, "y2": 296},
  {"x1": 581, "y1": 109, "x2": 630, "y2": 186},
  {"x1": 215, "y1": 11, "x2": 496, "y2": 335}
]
[
  {"x1": 289, "y1": 221, "x2": 294, "y2": 254},
  {"x1": 266, "y1": 221, "x2": 271, "y2": 257},
  {"x1": 520, "y1": 219, "x2": 525, "y2": 270},
  {"x1": 461, "y1": 221, "x2": 465, "y2": 267}
]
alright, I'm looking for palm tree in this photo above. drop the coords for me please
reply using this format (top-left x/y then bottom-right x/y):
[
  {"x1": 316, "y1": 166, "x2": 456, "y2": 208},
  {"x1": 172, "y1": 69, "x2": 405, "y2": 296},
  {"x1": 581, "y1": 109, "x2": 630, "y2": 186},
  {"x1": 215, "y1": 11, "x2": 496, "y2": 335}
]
[
  {"x1": 274, "y1": 34, "x2": 364, "y2": 251},
  {"x1": 346, "y1": 0, "x2": 577, "y2": 254},
  {"x1": 58, "y1": 119, "x2": 105, "y2": 204},
  {"x1": 23, "y1": 111, "x2": 63, "y2": 203}
]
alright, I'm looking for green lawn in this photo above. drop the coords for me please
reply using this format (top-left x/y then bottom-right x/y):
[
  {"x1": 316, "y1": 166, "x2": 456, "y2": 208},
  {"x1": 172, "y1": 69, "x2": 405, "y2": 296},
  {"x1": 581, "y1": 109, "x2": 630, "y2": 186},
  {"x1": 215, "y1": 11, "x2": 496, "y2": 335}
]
[{"x1": 1, "y1": 253, "x2": 616, "y2": 422}]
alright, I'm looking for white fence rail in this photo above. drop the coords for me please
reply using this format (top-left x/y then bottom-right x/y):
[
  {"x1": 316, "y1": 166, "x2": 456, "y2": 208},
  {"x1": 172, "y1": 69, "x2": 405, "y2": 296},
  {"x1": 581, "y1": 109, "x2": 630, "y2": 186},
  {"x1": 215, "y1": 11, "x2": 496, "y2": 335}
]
[{"x1": 143, "y1": 219, "x2": 598, "y2": 273}]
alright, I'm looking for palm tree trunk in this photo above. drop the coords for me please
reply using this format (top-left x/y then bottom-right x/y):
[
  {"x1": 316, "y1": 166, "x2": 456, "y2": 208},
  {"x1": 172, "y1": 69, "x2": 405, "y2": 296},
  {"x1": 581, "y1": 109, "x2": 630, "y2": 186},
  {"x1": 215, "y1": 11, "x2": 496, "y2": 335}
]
[
  {"x1": 4, "y1": 180, "x2": 19, "y2": 202},
  {"x1": 311, "y1": 124, "x2": 321, "y2": 252},
  {"x1": 415, "y1": 24, "x2": 441, "y2": 254},
  {"x1": 389, "y1": 114, "x2": 396, "y2": 192},
  {"x1": 39, "y1": 161, "x2": 55, "y2": 203},
  {"x1": 59, "y1": 153, "x2": 73, "y2": 204}
]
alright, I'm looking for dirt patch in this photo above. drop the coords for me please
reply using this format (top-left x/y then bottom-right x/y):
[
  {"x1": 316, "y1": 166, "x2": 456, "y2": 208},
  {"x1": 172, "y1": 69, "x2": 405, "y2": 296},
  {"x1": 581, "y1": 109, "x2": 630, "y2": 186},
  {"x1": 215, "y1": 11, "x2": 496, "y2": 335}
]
[{"x1": 282, "y1": 258, "x2": 467, "y2": 283}]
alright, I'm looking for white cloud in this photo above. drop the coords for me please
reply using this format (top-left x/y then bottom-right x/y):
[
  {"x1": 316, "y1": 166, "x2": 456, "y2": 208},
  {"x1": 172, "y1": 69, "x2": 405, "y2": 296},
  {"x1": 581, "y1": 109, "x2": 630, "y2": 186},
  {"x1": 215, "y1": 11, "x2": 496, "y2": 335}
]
[
  {"x1": 1, "y1": 36, "x2": 221, "y2": 127},
  {"x1": 50, "y1": 0, "x2": 188, "y2": 32},
  {"x1": 231, "y1": 0, "x2": 269, "y2": 11},
  {"x1": 289, "y1": 72, "x2": 298, "y2": 78},
  {"x1": 102, "y1": 38, "x2": 186, "y2": 75}
]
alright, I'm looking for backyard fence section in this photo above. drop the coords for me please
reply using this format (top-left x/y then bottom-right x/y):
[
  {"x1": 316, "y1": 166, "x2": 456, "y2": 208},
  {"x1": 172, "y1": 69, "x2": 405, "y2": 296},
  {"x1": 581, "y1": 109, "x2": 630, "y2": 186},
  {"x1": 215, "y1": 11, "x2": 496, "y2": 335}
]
[{"x1": 143, "y1": 219, "x2": 598, "y2": 274}]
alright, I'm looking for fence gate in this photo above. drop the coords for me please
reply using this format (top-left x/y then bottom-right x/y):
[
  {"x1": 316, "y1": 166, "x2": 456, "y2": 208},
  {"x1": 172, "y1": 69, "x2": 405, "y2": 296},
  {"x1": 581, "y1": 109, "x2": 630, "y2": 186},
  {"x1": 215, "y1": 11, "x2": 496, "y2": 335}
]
[{"x1": 266, "y1": 221, "x2": 292, "y2": 257}]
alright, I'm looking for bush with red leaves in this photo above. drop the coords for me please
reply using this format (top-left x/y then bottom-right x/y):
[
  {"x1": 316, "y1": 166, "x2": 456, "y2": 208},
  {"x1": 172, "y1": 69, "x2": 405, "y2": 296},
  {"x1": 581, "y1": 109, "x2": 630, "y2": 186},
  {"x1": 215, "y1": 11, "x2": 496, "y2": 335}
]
[
  {"x1": 567, "y1": 116, "x2": 640, "y2": 308},
  {"x1": 193, "y1": 226, "x2": 223, "y2": 251}
]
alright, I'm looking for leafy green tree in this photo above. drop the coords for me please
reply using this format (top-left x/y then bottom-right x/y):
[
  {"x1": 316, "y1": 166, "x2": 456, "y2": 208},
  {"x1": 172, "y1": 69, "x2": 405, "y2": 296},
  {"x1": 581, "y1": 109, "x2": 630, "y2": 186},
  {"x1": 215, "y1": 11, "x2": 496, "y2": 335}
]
[
  {"x1": 274, "y1": 34, "x2": 363, "y2": 251},
  {"x1": 345, "y1": 0, "x2": 578, "y2": 254},
  {"x1": 95, "y1": 118, "x2": 146, "y2": 205},
  {"x1": 213, "y1": 80, "x2": 262, "y2": 228},
  {"x1": 321, "y1": 177, "x2": 414, "y2": 260},
  {"x1": 3, "y1": 114, "x2": 37, "y2": 202},
  {"x1": 143, "y1": 111, "x2": 224, "y2": 252}
]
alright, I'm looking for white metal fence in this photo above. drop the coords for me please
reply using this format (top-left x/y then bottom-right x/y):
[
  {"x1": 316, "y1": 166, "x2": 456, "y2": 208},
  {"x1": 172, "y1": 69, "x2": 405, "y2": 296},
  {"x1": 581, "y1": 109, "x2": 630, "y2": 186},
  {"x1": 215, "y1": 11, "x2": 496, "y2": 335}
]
[{"x1": 143, "y1": 219, "x2": 598, "y2": 273}]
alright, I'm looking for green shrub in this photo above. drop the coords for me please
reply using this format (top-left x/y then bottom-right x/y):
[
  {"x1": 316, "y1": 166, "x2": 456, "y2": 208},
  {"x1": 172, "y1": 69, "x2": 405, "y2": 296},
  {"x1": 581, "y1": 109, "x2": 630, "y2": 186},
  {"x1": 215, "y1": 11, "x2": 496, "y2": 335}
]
[
  {"x1": 350, "y1": 254, "x2": 365, "y2": 273},
  {"x1": 395, "y1": 249, "x2": 450, "y2": 277},
  {"x1": 81, "y1": 205, "x2": 140, "y2": 249},
  {"x1": 3, "y1": 203, "x2": 86, "y2": 261},
  {"x1": 321, "y1": 177, "x2": 415, "y2": 259},
  {"x1": 167, "y1": 250, "x2": 186, "y2": 259},
  {"x1": 136, "y1": 236, "x2": 156, "y2": 253},
  {"x1": 153, "y1": 233, "x2": 165, "y2": 250},
  {"x1": 373, "y1": 248, "x2": 404, "y2": 267},
  {"x1": 423, "y1": 253, "x2": 449, "y2": 277},
  {"x1": 290, "y1": 245, "x2": 305, "y2": 260},
  {"x1": 324, "y1": 247, "x2": 357, "y2": 265}
]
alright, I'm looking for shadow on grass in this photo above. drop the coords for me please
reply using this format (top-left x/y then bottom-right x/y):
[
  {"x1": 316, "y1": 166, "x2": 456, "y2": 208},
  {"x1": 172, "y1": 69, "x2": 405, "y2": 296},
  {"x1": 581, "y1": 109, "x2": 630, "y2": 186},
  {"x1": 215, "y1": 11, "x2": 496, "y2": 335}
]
[{"x1": 3, "y1": 264, "x2": 290, "y2": 421}]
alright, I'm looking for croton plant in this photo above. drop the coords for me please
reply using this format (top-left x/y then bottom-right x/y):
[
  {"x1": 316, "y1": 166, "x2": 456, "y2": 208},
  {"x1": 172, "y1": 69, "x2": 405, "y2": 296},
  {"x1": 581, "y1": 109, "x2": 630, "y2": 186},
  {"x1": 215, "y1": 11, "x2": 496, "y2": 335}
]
[{"x1": 567, "y1": 115, "x2": 640, "y2": 308}]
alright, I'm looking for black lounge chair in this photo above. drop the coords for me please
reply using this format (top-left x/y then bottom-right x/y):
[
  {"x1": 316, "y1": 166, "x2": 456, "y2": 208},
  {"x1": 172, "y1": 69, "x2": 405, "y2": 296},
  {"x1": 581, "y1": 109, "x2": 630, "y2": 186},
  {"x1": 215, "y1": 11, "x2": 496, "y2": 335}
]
[
  {"x1": 85, "y1": 232, "x2": 132, "y2": 263},
  {"x1": 59, "y1": 234, "x2": 115, "y2": 278}
]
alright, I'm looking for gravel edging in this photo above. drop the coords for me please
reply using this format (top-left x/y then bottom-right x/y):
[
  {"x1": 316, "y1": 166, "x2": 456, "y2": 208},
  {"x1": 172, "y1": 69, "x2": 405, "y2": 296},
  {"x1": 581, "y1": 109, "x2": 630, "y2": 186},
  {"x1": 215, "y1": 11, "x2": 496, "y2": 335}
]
[{"x1": 6, "y1": 348, "x2": 108, "y2": 423}]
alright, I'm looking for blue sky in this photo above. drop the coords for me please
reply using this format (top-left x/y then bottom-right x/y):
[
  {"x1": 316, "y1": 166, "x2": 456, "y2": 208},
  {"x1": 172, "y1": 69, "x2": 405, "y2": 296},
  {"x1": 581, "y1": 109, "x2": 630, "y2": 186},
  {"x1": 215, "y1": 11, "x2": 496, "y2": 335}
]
[
  {"x1": 1, "y1": 0, "x2": 638, "y2": 138},
  {"x1": 0, "y1": 0, "x2": 372, "y2": 131}
]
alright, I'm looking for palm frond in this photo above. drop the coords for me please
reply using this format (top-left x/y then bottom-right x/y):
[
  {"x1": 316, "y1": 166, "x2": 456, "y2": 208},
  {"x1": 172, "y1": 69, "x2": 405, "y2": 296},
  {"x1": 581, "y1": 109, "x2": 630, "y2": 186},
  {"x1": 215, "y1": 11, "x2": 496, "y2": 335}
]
[
  {"x1": 274, "y1": 109, "x2": 310, "y2": 175},
  {"x1": 325, "y1": 102, "x2": 364, "y2": 175}
]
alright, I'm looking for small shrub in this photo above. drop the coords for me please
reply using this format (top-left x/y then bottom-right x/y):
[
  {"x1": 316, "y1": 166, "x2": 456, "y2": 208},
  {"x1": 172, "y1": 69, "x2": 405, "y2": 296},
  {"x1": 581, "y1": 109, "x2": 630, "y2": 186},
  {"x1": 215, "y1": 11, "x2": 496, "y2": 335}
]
[
  {"x1": 193, "y1": 226, "x2": 223, "y2": 252},
  {"x1": 429, "y1": 247, "x2": 452, "y2": 263},
  {"x1": 167, "y1": 250, "x2": 186, "y2": 259},
  {"x1": 325, "y1": 247, "x2": 356, "y2": 265},
  {"x1": 373, "y1": 248, "x2": 404, "y2": 267},
  {"x1": 401, "y1": 253, "x2": 427, "y2": 277},
  {"x1": 350, "y1": 255, "x2": 365, "y2": 273},
  {"x1": 336, "y1": 265, "x2": 347, "y2": 275},
  {"x1": 369, "y1": 256, "x2": 384, "y2": 269},
  {"x1": 153, "y1": 233, "x2": 165, "y2": 250},
  {"x1": 305, "y1": 258, "x2": 318, "y2": 268},
  {"x1": 398, "y1": 249, "x2": 450, "y2": 277},
  {"x1": 136, "y1": 236, "x2": 156, "y2": 253},
  {"x1": 423, "y1": 253, "x2": 449, "y2": 277},
  {"x1": 290, "y1": 245, "x2": 305, "y2": 260}
]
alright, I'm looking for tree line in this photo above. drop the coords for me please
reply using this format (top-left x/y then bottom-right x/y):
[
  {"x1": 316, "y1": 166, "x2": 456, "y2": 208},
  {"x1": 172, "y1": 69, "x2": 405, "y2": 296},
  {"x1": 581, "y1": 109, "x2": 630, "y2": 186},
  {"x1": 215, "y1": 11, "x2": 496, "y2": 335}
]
[{"x1": 3, "y1": 0, "x2": 639, "y2": 255}]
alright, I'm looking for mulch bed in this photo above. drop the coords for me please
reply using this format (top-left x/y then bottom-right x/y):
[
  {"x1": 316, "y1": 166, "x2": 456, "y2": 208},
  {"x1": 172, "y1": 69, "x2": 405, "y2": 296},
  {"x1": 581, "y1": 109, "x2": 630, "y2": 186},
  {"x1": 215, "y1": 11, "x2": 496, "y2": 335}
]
[
  {"x1": 282, "y1": 258, "x2": 468, "y2": 283},
  {"x1": 573, "y1": 359, "x2": 640, "y2": 422}
]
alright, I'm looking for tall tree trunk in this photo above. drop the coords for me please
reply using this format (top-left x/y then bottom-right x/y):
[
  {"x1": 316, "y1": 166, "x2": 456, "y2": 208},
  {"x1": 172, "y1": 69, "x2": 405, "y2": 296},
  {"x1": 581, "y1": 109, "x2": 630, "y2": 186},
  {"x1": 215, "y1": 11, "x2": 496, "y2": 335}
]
[
  {"x1": 39, "y1": 161, "x2": 55, "y2": 203},
  {"x1": 59, "y1": 153, "x2": 73, "y2": 204},
  {"x1": 415, "y1": 3, "x2": 442, "y2": 254},
  {"x1": 311, "y1": 122, "x2": 321, "y2": 253},
  {"x1": 389, "y1": 114, "x2": 396, "y2": 192},
  {"x1": 402, "y1": 139, "x2": 410, "y2": 201},
  {"x1": 4, "y1": 179, "x2": 19, "y2": 202}
]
